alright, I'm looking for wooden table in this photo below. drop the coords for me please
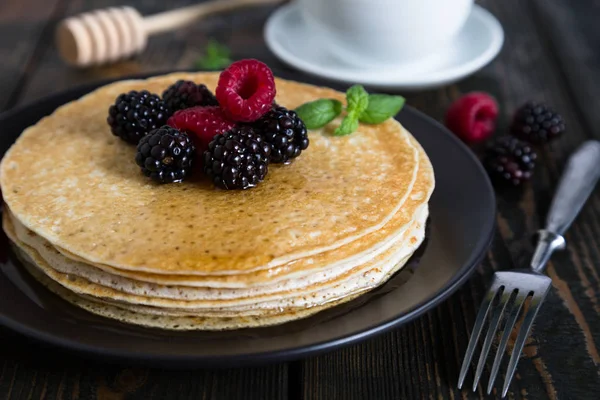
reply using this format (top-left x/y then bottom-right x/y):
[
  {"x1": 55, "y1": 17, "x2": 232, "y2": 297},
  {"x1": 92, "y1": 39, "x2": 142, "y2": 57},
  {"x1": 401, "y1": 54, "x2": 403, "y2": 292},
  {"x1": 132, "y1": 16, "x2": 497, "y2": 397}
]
[{"x1": 0, "y1": 0, "x2": 599, "y2": 398}]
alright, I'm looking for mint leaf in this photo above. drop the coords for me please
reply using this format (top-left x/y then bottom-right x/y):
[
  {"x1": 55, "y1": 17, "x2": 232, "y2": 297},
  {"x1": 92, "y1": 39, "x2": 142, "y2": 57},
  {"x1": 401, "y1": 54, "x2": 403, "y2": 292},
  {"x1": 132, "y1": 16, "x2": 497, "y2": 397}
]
[
  {"x1": 295, "y1": 99, "x2": 343, "y2": 129},
  {"x1": 334, "y1": 115, "x2": 359, "y2": 136},
  {"x1": 195, "y1": 40, "x2": 232, "y2": 70},
  {"x1": 359, "y1": 94, "x2": 405, "y2": 124},
  {"x1": 345, "y1": 85, "x2": 369, "y2": 117},
  {"x1": 331, "y1": 85, "x2": 368, "y2": 136},
  {"x1": 292, "y1": 85, "x2": 405, "y2": 135},
  {"x1": 332, "y1": 85, "x2": 368, "y2": 135}
]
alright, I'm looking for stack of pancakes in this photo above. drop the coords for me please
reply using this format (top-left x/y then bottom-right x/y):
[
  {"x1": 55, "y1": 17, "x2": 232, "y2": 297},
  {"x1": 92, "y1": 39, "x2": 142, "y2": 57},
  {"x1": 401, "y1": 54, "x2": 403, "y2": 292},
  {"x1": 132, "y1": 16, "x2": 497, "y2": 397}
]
[{"x1": 0, "y1": 73, "x2": 434, "y2": 330}]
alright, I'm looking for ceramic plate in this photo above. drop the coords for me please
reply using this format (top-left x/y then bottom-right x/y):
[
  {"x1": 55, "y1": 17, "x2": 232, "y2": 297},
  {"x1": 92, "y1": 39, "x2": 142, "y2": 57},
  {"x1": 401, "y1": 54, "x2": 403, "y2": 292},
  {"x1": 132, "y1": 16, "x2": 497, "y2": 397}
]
[{"x1": 0, "y1": 71, "x2": 495, "y2": 367}]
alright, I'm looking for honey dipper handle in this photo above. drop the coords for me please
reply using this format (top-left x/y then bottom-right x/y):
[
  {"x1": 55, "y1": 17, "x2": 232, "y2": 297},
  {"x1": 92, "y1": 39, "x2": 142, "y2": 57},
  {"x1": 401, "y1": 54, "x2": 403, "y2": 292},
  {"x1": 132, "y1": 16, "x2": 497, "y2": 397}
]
[{"x1": 143, "y1": 0, "x2": 283, "y2": 35}]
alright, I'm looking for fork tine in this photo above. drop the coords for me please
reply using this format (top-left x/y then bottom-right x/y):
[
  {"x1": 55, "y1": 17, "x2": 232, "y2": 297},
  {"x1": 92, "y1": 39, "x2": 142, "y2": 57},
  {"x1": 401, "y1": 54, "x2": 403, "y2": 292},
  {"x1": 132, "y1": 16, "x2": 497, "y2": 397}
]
[
  {"x1": 471, "y1": 288, "x2": 514, "y2": 391},
  {"x1": 458, "y1": 282, "x2": 502, "y2": 389},
  {"x1": 487, "y1": 291, "x2": 527, "y2": 395},
  {"x1": 501, "y1": 289, "x2": 551, "y2": 398}
]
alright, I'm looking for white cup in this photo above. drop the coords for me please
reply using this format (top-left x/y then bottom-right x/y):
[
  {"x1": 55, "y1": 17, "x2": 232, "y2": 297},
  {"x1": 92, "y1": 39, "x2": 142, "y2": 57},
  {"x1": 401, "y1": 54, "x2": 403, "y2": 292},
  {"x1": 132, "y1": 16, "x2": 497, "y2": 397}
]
[{"x1": 298, "y1": 0, "x2": 474, "y2": 66}]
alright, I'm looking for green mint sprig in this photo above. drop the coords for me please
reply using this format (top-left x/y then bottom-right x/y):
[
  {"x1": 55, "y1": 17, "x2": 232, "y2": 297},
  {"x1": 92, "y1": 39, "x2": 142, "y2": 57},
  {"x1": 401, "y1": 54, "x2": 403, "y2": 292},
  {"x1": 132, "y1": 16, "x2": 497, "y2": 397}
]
[
  {"x1": 294, "y1": 84, "x2": 405, "y2": 135},
  {"x1": 335, "y1": 85, "x2": 369, "y2": 135},
  {"x1": 295, "y1": 99, "x2": 343, "y2": 129},
  {"x1": 359, "y1": 94, "x2": 405, "y2": 124},
  {"x1": 195, "y1": 40, "x2": 232, "y2": 70},
  {"x1": 336, "y1": 116, "x2": 360, "y2": 136}
]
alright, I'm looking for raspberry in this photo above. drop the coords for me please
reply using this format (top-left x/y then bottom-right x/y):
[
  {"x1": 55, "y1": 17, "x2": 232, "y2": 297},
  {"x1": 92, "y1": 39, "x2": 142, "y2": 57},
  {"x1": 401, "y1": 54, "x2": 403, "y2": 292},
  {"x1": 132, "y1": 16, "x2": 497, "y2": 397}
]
[
  {"x1": 445, "y1": 92, "x2": 499, "y2": 143},
  {"x1": 215, "y1": 59, "x2": 276, "y2": 122},
  {"x1": 511, "y1": 102, "x2": 566, "y2": 143},
  {"x1": 167, "y1": 106, "x2": 235, "y2": 156}
]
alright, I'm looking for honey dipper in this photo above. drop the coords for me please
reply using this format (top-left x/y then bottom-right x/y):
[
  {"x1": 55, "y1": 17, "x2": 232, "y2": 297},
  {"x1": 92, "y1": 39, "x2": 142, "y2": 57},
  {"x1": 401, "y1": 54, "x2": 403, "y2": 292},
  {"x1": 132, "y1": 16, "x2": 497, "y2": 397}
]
[{"x1": 55, "y1": 0, "x2": 282, "y2": 67}]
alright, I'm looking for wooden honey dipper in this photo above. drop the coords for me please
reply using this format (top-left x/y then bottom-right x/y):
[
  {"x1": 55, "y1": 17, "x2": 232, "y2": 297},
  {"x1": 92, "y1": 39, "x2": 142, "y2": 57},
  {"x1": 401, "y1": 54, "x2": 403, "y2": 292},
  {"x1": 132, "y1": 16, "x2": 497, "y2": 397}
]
[{"x1": 56, "y1": 0, "x2": 282, "y2": 67}]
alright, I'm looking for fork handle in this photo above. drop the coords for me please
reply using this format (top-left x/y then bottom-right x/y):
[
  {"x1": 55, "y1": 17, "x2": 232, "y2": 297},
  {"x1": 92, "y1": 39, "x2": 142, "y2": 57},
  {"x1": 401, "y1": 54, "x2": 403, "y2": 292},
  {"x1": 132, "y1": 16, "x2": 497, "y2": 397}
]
[
  {"x1": 546, "y1": 141, "x2": 600, "y2": 234},
  {"x1": 531, "y1": 140, "x2": 600, "y2": 273}
]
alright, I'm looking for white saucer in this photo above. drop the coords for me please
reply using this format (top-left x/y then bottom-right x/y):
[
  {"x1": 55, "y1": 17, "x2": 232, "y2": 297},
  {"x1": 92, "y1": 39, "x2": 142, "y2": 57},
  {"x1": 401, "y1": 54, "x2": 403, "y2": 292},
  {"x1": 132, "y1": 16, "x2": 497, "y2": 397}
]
[{"x1": 265, "y1": 3, "x2": 504, "y2": 91}]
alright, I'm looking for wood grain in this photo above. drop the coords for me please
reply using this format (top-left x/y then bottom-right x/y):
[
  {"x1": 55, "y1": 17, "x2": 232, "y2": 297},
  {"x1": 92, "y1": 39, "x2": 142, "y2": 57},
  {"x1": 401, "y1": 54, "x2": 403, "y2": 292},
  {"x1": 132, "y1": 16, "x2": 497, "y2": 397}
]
[
  {"x1": 528, "y1": 0, "x2": 600, "y2": 142},
  {"x1": 296, "y1": 0, "x2": 600, "y2": 398},
  {"x1": 14, "y1": 0, "x2": 285, "y2": 107},
  {"x1": 0, "y1": 0, "x2": 599, "y2": 399},
  {"x1": 0, "y1": 0, "x2": 64, "y2": 111}
]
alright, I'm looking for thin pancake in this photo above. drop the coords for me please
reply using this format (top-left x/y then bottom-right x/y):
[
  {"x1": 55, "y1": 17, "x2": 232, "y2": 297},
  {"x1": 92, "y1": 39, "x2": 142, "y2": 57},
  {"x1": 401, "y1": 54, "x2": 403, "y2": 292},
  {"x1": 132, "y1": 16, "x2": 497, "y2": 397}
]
[
  {"x1": 4, "y1": 209, "x2": 425, "y2": 311},
  {"x1": 9, "y1": 205, "x2": 426, "y2": 301},
  {"x1": 13, "y1": 242, "x2": 413, "y2": 330},
  {"x1": 8, "y1": 134, "x2": 433, "y2": 288},
  {"x1": 1, "y1": 73, "x2": 420, "y2": 275}
]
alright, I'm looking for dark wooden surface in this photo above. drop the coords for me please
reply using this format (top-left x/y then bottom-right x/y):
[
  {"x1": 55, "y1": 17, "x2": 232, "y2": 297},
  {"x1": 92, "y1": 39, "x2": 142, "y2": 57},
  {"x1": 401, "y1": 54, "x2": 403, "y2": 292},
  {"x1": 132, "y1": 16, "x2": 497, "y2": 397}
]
[{"x1": 0, "y1": 0, "x2": 599, "y2": 398}]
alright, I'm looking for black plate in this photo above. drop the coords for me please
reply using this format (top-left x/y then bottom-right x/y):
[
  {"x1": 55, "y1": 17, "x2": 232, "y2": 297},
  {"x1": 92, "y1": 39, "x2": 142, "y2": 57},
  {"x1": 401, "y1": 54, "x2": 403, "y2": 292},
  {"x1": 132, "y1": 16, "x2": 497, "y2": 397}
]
[{"x1": 0, "y1": 71, "x2": 495, "y2": 367}]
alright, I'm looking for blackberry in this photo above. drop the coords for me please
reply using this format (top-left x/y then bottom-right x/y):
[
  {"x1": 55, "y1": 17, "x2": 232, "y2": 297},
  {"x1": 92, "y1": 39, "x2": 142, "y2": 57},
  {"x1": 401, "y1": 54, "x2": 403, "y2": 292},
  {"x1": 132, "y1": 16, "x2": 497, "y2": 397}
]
[
  {"x1": 203, "y1": 126, "x2": 271, "y2": 190},
  {"x1": 135, "y1": 126, "x2": 195, "y2": 184},
  {"x1": 162, "y1": 80, "x2": 218, "y2": 114},
  {"x1": 107, "y1": 90, "x2": 170, "y2": 144},
  {"x1": 253, "y1": 106, "x2": 309, "y2": 163},
  {"x1": 511, "y1": 102, "x2": 566, "y2": 143},
  {"x1": 484, "y1": 136, "x2": 537, "y2": 186}
]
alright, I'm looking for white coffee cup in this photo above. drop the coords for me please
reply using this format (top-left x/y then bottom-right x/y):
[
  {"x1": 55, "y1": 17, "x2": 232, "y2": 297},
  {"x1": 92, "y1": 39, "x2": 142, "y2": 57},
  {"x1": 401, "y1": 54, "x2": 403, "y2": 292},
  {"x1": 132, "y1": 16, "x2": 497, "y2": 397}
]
[{"x1": 298, "y1": 0, "x2": 474, "y2": 66}]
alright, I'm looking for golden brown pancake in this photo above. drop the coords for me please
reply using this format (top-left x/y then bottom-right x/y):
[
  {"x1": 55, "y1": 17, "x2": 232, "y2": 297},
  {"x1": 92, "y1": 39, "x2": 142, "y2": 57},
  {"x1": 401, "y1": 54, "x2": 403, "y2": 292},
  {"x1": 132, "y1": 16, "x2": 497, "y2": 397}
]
[
  {"x1": 3, "y1": 210, "x2": 425, "y2": 312},
  {"x1": 6, "y1": 134, "x2": 433, "y2": 289},
  {"x1": 7, "y1": 205, "x2": 426, "y2": 303},
  {"x1": 1, "y1": 72, "x2": 435, "y2": 330},
  {"x1": 1, "y1": 73, "x2": 420, "y2": 275}
]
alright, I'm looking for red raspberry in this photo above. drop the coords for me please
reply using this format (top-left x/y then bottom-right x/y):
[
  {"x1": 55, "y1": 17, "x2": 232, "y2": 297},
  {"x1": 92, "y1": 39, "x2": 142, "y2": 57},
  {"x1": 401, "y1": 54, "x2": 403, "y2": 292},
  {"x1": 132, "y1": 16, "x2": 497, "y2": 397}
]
[
  {"x1": 167, "y1": 106, "x2": 235, "y2": 156},
  {"x1": 445, "y1": 92, "x2": 499, "y2": 143},
  {"x1": 216, "y1": 59, "x2": 276, "y2": 122}
]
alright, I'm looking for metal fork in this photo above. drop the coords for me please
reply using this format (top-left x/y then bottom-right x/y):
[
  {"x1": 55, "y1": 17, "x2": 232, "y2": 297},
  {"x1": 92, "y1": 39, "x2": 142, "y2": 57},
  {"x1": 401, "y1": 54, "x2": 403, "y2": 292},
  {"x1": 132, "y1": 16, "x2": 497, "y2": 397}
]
[{"x1": 458, "y1": 140, "x2": 600, "y2": 397}]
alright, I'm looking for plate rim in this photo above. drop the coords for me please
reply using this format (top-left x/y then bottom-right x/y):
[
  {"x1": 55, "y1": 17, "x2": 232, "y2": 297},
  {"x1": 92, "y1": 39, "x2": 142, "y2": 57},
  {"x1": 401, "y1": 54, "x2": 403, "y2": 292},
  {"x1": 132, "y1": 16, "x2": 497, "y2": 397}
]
[{"x1": 0, "y1": 71, "x2": 496, "y2": 366}]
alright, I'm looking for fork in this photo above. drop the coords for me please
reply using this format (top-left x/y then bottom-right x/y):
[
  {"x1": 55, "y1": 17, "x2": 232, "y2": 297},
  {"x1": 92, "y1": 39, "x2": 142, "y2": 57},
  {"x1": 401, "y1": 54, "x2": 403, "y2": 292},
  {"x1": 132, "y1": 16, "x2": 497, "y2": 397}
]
[{"x1": 458, "y1": 140, "x2": 600, "y2": 397}]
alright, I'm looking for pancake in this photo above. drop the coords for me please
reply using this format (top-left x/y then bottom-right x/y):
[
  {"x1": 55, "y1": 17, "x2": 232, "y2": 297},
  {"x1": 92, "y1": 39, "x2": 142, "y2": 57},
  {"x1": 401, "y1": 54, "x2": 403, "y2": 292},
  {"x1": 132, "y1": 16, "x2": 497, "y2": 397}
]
[
  {"x1": 1, "y1": 71, "x2": 435, "y2": 330},
  {"x1": 8, "y1": 205, "x2": 426, "y2": 301},
  {"x1": 14, "y1": 246, "x2": 373, "y2": 330},
  {"x1": 3, "y1": 207, "x2": 425, "y2": 310},
  {"x1": 4, "y1": 134, "x2": 434, "y2": 290},
  {"x1": 1, "y1": 73, "x2": 420, "y2": 275},
  {"x1": 5, "y1": 134, "x2": 433, "y2": 289}
]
